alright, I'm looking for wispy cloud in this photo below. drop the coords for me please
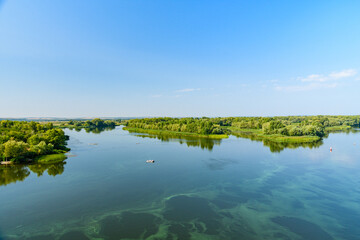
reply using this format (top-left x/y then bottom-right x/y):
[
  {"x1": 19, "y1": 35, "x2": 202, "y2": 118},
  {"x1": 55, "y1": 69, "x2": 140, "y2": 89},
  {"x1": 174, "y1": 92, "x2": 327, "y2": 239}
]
[
  {"x1": 275, "y1": 69, "x2": 357, "y2": 92},
  {"x1": 299, "y1": 69, "x2": 357, "y2": 82},
  {"x1": 175, "y1": 88, "x2": 200, "y2": 93},
  {"x1": 150, "y1": 94, "x2": 162, "y2": 98},
  {"x1": 329, "y1": 69, "x2": 357, "y2": 79}
]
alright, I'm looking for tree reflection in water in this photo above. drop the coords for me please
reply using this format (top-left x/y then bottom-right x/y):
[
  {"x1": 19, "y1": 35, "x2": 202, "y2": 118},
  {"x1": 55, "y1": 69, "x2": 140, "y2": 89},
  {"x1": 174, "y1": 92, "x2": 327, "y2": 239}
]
[
  {"x1": 132, "y1": 133, "x2": 221, "y2": 151},
  {"x1": 68, "y1": 126, "x2": 116, "y2": 134},
  {"x1": 0, "y1": 161, "x2": 66, "y2": 186},
  {"x1": 131, "y1": 131, "x2": 325, "y2": 153},
  {"x1": 0, "y1": 165, "x2": 30, "y2": 186}
]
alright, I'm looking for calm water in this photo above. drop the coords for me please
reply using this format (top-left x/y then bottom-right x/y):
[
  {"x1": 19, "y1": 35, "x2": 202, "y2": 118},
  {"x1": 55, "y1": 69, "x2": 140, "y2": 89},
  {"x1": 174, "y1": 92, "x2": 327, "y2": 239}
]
[{"x1": 1, "y1": 127, "x2": 360, "y2": 240}]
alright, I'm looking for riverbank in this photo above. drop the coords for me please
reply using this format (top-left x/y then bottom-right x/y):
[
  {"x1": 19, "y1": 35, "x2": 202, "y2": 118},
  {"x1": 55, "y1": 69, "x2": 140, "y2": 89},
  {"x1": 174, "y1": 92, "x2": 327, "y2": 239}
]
[
  {"x1": 123, "y1": 126, "x2": 321, "y2": 143},
  {"x1": 0, "y1": 153, "x2": 68, "y2": 166},
  {"x1": 123, "y1": 127, "x2": 229, "y2": 139}
]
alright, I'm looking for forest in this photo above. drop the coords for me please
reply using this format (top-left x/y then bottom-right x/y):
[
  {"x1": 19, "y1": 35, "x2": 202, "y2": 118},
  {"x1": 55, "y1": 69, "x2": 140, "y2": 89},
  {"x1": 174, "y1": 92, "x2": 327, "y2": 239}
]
[
  {"x1": 125, "y1": 115, "x2": 360, "y2": 143},
  {"x1": 0, "y1": 120, "x2": 69, "y2": 162}
]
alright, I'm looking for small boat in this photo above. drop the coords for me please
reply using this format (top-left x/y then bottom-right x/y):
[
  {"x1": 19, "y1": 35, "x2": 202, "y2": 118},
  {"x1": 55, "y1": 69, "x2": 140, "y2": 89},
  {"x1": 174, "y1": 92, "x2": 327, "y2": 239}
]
[
  {"x1": 1, "y1": 161, "x2": 12, "y2": 165},
  {"x1": 146, "y1": 160, "x2": 155, "y2": 163},
  {"x1": 330, "y1": 147, "x2": 333, "y2": 152}
]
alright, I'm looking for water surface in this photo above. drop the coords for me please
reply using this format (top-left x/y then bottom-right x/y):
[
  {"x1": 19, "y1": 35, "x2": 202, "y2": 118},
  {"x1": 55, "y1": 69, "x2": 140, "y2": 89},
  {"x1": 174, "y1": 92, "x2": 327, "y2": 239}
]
[{"x1": 1, "y1": 127, "x2": 359, "y2": 240}]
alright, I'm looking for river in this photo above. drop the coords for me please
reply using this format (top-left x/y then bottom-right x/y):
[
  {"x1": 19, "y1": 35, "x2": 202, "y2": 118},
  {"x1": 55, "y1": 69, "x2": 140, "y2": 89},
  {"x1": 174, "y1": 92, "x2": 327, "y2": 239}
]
[{"x1": 0, "y1": 127, "x2": 359, "y2": 240}]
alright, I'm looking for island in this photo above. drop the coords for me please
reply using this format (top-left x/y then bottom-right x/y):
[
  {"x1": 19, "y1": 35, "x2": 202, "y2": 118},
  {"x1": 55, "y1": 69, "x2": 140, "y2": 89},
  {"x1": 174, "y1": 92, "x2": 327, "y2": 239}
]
[{"x1": 123, "y1": 116, "x2": 360, "y2": 143}]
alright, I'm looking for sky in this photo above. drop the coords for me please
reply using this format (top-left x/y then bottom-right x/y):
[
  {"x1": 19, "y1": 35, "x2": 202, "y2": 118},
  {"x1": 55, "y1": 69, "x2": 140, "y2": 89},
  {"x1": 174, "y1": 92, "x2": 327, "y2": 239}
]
[{"x1": 0, "y1": 0, "x2": 360, "y2": 118}]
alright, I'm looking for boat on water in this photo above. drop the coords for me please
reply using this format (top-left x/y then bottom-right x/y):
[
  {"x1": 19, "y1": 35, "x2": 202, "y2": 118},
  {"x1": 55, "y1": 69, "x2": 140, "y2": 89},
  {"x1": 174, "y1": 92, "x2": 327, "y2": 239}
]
[{"x1": 146, "y1": 160, "x2": 155, "y2": 163}]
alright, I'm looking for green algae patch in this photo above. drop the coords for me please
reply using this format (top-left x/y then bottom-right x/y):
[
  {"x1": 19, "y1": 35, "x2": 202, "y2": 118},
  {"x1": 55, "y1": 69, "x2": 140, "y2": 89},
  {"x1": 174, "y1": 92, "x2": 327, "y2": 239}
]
[
  {"x1": 167, "y1": 223, "x2": 193, "y2": 240},
  {"x1": 163, "y1": 195, "x2": 221, "y2": 236}
]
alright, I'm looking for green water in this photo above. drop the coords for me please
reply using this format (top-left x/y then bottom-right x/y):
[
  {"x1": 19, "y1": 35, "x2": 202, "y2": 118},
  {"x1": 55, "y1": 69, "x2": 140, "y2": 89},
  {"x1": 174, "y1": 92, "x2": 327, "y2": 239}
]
[{"x1": 1, "y1": 127, "x2": 360, "y2": 240}]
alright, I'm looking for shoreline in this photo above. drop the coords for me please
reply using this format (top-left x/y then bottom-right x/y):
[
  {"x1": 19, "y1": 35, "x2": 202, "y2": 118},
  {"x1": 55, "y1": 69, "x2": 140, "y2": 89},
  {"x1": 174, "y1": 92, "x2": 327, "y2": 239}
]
[
  {"x1": 124, "y1": 126, "x2": 322, "y2": 143},
  {"x1": 1, "y1": 153, "x2": 68, "y2": 165}
]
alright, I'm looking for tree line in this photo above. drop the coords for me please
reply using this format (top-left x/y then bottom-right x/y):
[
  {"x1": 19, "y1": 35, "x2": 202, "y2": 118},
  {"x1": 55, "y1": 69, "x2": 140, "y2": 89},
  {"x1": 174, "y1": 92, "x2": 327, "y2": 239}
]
[{"x1": 125, "y1": 115, "x2": 360, "y2": 138}]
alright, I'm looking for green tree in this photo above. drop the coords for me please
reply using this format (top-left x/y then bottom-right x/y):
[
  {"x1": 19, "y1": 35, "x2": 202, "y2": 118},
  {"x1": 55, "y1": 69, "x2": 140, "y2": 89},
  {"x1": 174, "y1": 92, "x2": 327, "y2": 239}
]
[{"x1": 3, "y1": 140, "x2": 29, "y2": 161}]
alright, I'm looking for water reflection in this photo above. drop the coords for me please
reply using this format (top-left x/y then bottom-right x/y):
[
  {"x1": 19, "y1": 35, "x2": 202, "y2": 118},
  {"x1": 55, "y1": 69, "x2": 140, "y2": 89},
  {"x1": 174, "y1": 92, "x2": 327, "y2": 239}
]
[
  {"x1": 0, "y1": 161, "x2": 66, "y2": 186},
  {"x1": 129, "y1": 130, "x2": 324, "y2": 152},
  {"x1": 68, "y1": 126, "x2": 116, "y2": 134},
  {"x1": 0, "y1": 165, "x2": 30, "y2": 186},
  {"x1": 263, "y1": 139, "x2": 323, "y2": 153},
  {"x1": 326, "y1": 128, "x2": 360, "y2": 134},
  {"x1": 131, "y1": 133, "x2": 221, "y2": 151},
  {"x1": 28, "y1": 161, "x2": 66, "y2": 177}
]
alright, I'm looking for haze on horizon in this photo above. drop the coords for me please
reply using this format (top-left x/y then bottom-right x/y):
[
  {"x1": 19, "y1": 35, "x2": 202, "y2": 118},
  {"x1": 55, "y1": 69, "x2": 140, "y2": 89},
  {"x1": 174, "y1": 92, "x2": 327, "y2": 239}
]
[{"x1": 0, "y1": 0, "x2": 359, "y2": 118}]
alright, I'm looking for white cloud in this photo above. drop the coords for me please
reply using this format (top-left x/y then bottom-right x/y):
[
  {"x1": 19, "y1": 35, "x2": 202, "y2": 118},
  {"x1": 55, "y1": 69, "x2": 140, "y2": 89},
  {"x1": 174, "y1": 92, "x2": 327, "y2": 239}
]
[
  {"x1": 300, "y1": 74, "x2": 327, "y2": 82},
  {"x1": 150, "y1": 94, "x2": 162, "y2": 98},
  {"x1": 175, "y1": 88, "x2": 200, "y2": 93},
  {"x1": 328, "y1": 69, "x2": 357, "y2": 79},
  {"x1": 299, "y1": 69, "x2": 357, "y2": 82},
  {"x1": 275, "y1": 69, "x2": 356, "y2": 92}
]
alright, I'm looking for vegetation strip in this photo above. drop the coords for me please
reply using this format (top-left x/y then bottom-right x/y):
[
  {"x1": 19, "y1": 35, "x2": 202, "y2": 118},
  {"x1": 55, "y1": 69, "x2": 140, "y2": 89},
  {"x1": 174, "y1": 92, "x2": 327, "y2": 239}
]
[{"x1": 123, "y1": 116, "x2": 360, "y2": 143}]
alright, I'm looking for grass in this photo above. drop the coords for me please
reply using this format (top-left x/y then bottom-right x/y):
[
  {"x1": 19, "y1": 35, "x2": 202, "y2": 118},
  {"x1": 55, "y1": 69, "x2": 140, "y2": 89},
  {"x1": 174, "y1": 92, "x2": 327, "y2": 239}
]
[
  {"x1": 256, "y1": 134, "x2": 320, "y2": 143},
  {"x1": 123, "y1": 127, "x2": 229, "y2": 139},
  {"x1": 35, "y1": 153, "x2": 67, "y2": 163},
  {"x1": 226, "y1": 127, "x2": 321, "y2": 143},
  {"x1": 325, "y1": 126, "x2": 352, "y2": 132}
]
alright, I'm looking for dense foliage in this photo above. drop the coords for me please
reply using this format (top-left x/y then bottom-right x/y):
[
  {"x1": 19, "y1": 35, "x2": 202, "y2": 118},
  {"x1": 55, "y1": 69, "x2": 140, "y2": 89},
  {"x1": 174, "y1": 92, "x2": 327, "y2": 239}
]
[
  {"x1": 226, "y1": 115, "x2": 359, "y2": 137},
  {"x1": 126, "y1": 117, "x2": 225, "y2": 135},
  {"x1": 0, "y1": 121, "x2": 69, "y2": 162},
  {"x1": 125, "y1": 115, "x2": 360, "y2": 139}
]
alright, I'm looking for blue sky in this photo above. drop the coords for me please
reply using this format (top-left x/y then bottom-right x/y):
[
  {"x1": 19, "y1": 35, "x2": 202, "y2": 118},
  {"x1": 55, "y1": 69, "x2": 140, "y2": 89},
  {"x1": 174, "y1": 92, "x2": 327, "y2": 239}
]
[{"x1": 0, "y1": 0, "x2": 359, "y2": 117}]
